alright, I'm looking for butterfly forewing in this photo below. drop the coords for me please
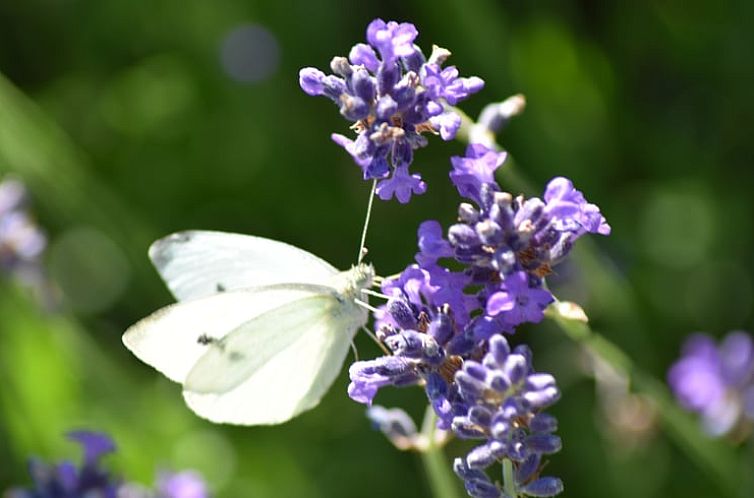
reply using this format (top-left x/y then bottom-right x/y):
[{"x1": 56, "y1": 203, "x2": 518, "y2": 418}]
[{"x1": 149, "y1": 230, "x2": 339, "y2": 301}]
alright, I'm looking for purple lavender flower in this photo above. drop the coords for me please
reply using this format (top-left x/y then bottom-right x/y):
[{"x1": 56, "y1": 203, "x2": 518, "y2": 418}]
[
  {"x1": 299, "y1": 19, "x2": 484, "y2": 202},
  {"x1": 156, "y1": 471, "x2": 209, "y2": 498},
  {"x1": 363, "y1": 145, "x2": 608, "y2": 344},
  {"x1": 668, "y1": 331, "x2": 754, "y2": 437},
  {"x1": 4, "y1": 432, "x2": 211, "y2": 498},
  {"x1": 343, "y1": 146, "x2": 608, "y2": 497},
  {"x1": 0, "y1": 178, "x2": 46, "y2": 276},
  {"x1": 4, "y1": 431, "x2": 119, "y2": 498},
  {"x1": 486, "y1": 271, "x2": 554, "y2": 327},
  {"x1": 347, "y1": 329, "x2": 564, "y2": 496},
  {"x1": 449, "y1": 144, "x2": 507, "y2": 204},
  {"x1": 448, "y1": 339, "x2": 563, "y2": 497}
]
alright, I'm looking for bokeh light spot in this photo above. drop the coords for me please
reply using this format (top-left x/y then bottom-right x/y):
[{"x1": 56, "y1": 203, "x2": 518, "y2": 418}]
[
  {"x1": 220, "y1": 24, "x2": 280, "y2": 83},
  {"x1": 99, "y1": 55, "x2": 197, "y2": 137}
]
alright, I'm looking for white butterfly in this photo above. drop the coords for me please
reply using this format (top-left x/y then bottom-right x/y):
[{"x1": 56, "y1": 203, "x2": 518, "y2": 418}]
[{"x1": 122, "y1": 230, "x2": 374, "y2": 425}]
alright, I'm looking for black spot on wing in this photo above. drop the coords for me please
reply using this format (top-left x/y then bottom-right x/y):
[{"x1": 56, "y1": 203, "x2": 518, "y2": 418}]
[
  {"x1": 197, "y1": 334, "x2": 216, "y2": 345},
  {"x1": 228, "y1": 351, "x2": 245, "y2": 362},
  {"x1": 216, "y1": 283, "x2": 226, "y2": 293}
]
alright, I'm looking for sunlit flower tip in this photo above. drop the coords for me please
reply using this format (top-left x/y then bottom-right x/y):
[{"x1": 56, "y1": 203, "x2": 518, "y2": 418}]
[
  {"x1": 476, "y1": 94, "x2": 527, "y2": 135},
  {"x1": 366, "y1": 19, "x2": 418, "y2": 62},
  {"x1": 298, "y1": 67, "x2": 326, "y2": 96},
  {"x1": 544, "y1": 177, "x2": 610, "y2": 236},
  {"x1": 430, "y1": 111, "x2": 462, "y2": 141},
  {"x1": 347, "y1": 356, "x2": 419, "y2": 405},
  {"x1": 157, "y1": 470, "x2": 209, "y2": 498},
  {"x1": 366, "y1": 406, "x2": 418, "y2": 448}
]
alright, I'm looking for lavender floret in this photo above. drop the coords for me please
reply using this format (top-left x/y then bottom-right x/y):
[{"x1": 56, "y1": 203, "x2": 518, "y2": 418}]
[
  {"x1": 5, "y1": 431, "x2": 119, "y2": 498},
  {"x1": 4, "y1": 431, "x2": 211, "y2": 498}
]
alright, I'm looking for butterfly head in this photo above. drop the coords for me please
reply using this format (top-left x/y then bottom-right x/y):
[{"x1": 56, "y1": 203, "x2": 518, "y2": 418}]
[{"x1": 333, "y1": 263, "x2": 375, "y2": 301}]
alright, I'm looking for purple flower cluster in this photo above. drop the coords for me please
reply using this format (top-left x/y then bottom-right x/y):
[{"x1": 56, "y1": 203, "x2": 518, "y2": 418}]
[
  {"x1": 299, "y1": 19, "x2": 484, "y2": 203},
  {"x1": 5, "y1": 431, "x2": 119, "y2": 498},
  {"x1": 347, "y1": 145, "x2": 609, "y2": 496},
  {"x1": 447, "y1": 335, "x2": 563, "y2": 497},
  {"x1": 668, "y1": 331, "x2": 754, "y2": 437},
  {"x1": 0, "y1": 178, "x2": 46, "y2": 276},
  {"x1": 374, "y1": 144, "x2": 609, "y2": 337},
  {"x1": 4, "y1": 432, "x2": 210, "y2": 498}
]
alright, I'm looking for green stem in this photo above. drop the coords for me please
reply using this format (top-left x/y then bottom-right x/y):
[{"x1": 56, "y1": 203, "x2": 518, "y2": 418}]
[
  {"x1": 419, "y1": 406, "x2": 462, "y2": 498},
  {"x1": 502, "y1": 458, "x2": 517, "y2": 498}
]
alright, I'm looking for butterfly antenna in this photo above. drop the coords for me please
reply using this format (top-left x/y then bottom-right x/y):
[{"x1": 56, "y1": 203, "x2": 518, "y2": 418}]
[
  {"x1": 357, "y1": 179, "x2": 377, "y2": 264},
  {"x1": 361, "y1": 326, "x2": 391, "y2": 355},
  {"x1": 349, "y1": 340, "x2": 360, "y2": 362}
]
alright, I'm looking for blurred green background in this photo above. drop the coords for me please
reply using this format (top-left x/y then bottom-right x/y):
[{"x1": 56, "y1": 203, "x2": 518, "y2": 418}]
[{"x1": 1, "y1": 1, "x2": 753, "y2": 497}]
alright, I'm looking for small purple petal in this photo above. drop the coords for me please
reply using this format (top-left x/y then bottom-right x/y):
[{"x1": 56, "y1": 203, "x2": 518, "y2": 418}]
[
  {"x1": 67, "y1": 431, "x2": 115, "y2": 465},
  {"x1": 348, "y1": 43, "x2": 380, "y2": 72},
  {"x1": 376, "y1": 165, "x2": 426, "y2": 203}
]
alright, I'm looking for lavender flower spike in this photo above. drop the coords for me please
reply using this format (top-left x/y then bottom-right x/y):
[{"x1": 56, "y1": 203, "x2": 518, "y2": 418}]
[
  {"x1": 4, "y1": 430, "x2": 119, "y2": 498},
  {"x1": 299, "y1": 19, "x2": 484, "y2": 202},
  {"x1": 668, "y1": 331, "x2": 754, "y2": 437}
]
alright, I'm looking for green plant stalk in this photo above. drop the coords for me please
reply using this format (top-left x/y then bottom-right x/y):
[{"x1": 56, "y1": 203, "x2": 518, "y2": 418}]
[
  {"x1": 502, "y1": 458, "x2": 517, "y2": 497},
  {"x1": 419, "y1": 406, "x2": 462, "y2": 498}
]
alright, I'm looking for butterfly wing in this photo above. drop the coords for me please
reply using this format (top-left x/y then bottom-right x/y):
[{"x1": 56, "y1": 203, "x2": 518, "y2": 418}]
[
  {"x1": 122, "y1": 286, "x2": 327, "y2": 383},
  {"x1": 149, "y1": 230, "x2": 339, "y2": 301},
  {"x1": 182, "y1": 294, "x2": 367, "y2": 425}
]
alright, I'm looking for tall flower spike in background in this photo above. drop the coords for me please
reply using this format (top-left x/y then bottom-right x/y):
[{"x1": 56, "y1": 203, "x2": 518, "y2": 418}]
[
  {"x1": 0, "y1": 176, "x2": 46, "y2": 281},
  {"x1": 299, "y1": 19, "x2": 484, "y2": 202},
  {"x1": 668, "y1": 331, "x2": 754, "y2": 438},
  {"x1": 4, "y1": 431, "x2": 210, "y2": 498}
]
